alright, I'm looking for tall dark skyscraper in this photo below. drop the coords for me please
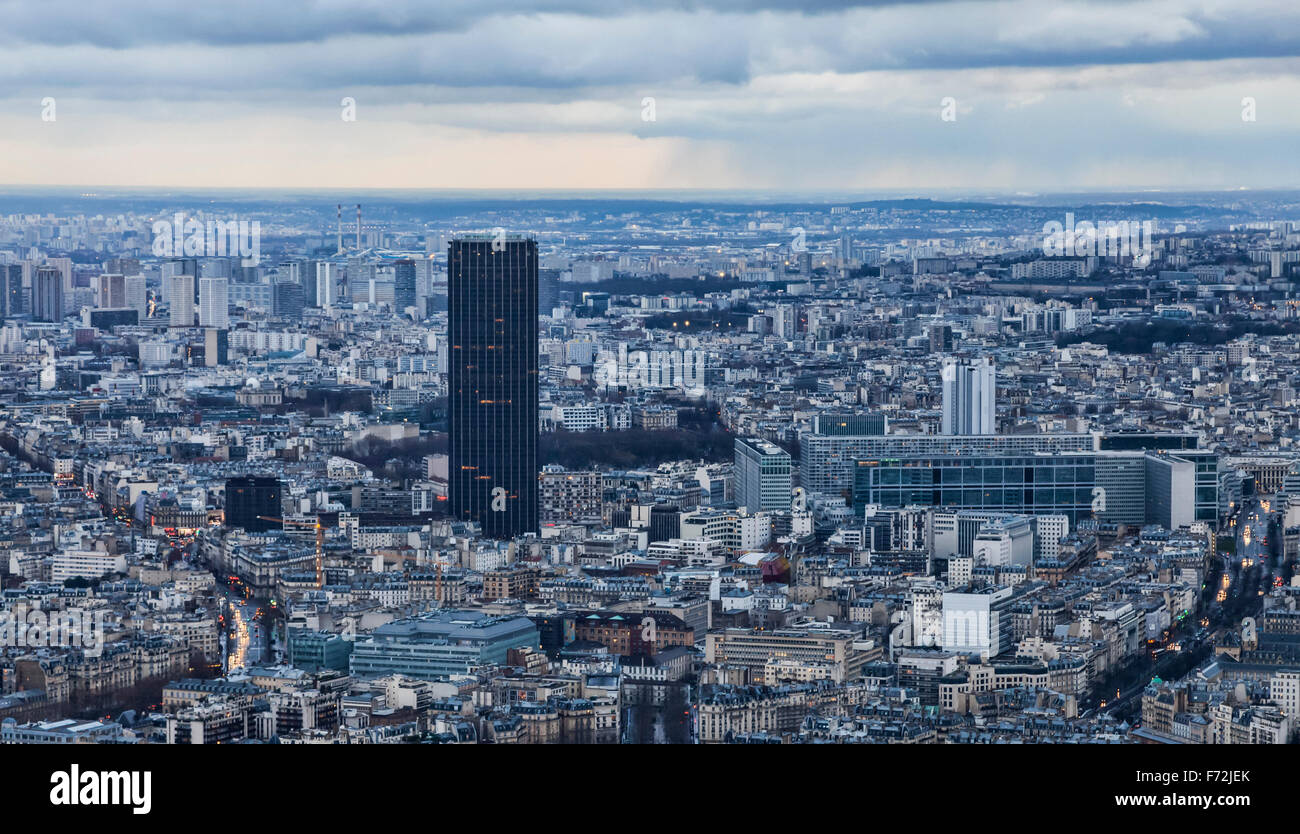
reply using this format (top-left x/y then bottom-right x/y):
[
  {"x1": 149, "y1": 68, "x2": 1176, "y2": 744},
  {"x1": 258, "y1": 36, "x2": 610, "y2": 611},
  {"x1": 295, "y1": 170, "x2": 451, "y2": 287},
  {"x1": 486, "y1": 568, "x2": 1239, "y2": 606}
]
[
  {"x1": 32, "y1": 267, "x2": 63, "y2": 322},
  {"x1": 224, "y1": 476, "x2": 283, "y2": 532},
  {"x1": 393, "y1": 258, "x2": 417, "y2": 315},
  {"x1": 448, "y1": 235, "x2": 538, "y2": 538},
  {"x1": 929, "y1": 323, "x2": 953, "y2": 353},
  {"x1": 273, "y1": 280, "x2": 306, "y2": 319},
  {"x1": 0, "y1": 264, "x2": 23, "y2": 317},
  {"x1": 298, "y1": 259, "x2": 318, "y2": 306},
  {"x1": 538, "y1": 267, "x2": 560, "y2": 316}
]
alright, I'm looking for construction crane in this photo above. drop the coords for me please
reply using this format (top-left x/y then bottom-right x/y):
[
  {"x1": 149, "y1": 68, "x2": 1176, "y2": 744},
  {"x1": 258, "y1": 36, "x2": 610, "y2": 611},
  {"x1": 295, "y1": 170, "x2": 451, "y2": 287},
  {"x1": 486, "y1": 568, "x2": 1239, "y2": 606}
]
[{"x1": 258, "y1": 516, "x2": 324, "y2": 588}]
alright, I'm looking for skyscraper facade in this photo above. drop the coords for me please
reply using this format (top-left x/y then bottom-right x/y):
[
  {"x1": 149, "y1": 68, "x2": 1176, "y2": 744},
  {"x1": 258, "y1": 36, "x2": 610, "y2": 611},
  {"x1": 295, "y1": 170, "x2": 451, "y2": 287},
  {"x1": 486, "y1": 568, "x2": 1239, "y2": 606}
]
[
  {"x1": 293, "y1": 261, "x2": 316, "y2": 307},
  {"x1": 46, "y1": 257, "x2": 72, "y2": 289},
  {"x1": 33, "y1": 267, "x2": 63, "y2": 322},
  {"x1": 1, "y1": 264, "x2": 23, "y2": 317},
  {"x1": 95, "y1": 273, "x2": 127, "y2": 309},
  {"x1": 169, "y1": 274, "x2": 195, "y2": 328},
  {"x1": 393, "y1": 258, "x2": 416, "y2": 314},
  {"x1": 199, "y1": 276, "x2": 230, "y2": 328},
  {"x1": 448, "y1": 235, "x2": 538, "y2": 538},
  {"x1": 273, "y1": 280, "x2": 305, "y2": 319},
  {"x1": 929, "y1": 323, "x2": 953, "y2": 353},
  {"x1": 941, "y1": 357, "x2": 996, "y2": 435},
  {"x1": 315, "y1": 262, "x2": 336, "y2": 309},
  {"x1": 125, "y1": 274, "x2": 147, "y2": 319},
  {"x1": 734, "y1": 437, "x2": 793, "y2": 513}
]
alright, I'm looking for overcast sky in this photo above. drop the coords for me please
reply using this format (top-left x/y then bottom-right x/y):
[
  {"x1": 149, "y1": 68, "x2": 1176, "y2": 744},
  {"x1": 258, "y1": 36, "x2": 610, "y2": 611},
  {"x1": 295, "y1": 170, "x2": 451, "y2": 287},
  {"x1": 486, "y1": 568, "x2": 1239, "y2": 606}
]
[{"x1": 2, "y1": 0, "x2": 1298, "y2": 191}]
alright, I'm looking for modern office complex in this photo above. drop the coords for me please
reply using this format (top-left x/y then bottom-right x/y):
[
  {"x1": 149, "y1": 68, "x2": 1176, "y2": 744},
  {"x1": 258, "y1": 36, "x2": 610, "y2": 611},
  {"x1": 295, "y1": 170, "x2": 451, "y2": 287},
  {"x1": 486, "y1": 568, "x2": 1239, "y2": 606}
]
[
  {"x1": 348, "y1": 610, "x2": 540, "y2": 679},
  {"x1": 814, "y1": 412, "x2": 887, "y2": 436},
  {"x1": 801, "y1": 431, "x2": 1098, "y2": 498},
  {"x1": 734, "y1": 437, "x2": 792, "y2": 512},
  {"x1": 448, "y1": 235, "x2": 539, "y2": 538},
  {"x1": 802, "y1": 427, "x2": 1219, "y2": 526},
  {"x1": 942, "y1": 585, "x2": 1018, "y2": 660},
  {"x1": 853, "y1": 448, "x2": 1218, "y2": 527}
]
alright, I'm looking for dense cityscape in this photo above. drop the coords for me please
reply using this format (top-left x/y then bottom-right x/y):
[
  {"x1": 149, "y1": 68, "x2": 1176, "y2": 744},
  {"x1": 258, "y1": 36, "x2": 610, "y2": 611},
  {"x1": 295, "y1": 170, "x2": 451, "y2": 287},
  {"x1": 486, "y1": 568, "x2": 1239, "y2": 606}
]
[{"x1": 0, "y1": 189, "x2": 1298, "y2": 747}]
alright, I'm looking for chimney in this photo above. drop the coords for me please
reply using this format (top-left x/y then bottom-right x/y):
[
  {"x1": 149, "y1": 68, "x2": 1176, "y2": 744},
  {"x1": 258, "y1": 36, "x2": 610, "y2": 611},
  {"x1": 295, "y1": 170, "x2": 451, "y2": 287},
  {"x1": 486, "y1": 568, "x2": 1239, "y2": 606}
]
[
  {"x1": 336, "y1": 204, "x2": 343, "y2": 254},
  {"x1": 356, "y1": 204, "x2": 362, "y2": 250}
]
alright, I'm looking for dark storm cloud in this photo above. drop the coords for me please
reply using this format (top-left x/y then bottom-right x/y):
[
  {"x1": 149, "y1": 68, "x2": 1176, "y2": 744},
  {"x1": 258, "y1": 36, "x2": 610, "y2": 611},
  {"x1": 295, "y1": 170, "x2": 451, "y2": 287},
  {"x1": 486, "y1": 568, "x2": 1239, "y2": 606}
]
[
  {"x1": 1, "y1": 0, "x2": 1296, "y2": 190},
  {"x1": 0, "y1": 0, "x2": 1294, "y2": 96},
  {"x1": 0, "y1": 0, "x2": 1295, "y2": 96},
  {"x1": 0, "y1": 0, "x2": 951, "y2": 48}
]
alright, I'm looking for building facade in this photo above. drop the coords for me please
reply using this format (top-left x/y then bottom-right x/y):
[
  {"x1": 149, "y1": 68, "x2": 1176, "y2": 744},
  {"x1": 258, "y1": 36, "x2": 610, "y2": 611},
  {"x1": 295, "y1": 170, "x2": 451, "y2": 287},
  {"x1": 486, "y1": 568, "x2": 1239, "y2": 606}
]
[
  {"x1": 448, "y1": 236, "x2": 539, "y2": 538},
  {"x1": 734, "y1": 437, "x2": 792, "y2": 513}
]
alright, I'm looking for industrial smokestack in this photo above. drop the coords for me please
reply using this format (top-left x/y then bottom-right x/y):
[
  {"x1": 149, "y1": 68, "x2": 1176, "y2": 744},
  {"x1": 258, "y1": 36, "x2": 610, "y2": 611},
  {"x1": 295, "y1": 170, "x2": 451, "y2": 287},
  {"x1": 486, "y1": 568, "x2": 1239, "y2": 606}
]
[
  {"x1": 356, "y1": 204, "x2": 362, "y2": 250},
  {"x1": 336, "y1": 204, "x2": 343, "y2": 254}
]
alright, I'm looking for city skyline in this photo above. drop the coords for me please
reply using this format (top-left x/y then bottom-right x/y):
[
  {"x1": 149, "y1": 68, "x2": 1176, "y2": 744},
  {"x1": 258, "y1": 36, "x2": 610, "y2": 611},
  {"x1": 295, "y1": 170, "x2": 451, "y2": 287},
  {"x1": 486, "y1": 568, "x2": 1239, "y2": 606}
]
[{"x1": 0, "y1": 166, "x2": 1297, "y2": 761}]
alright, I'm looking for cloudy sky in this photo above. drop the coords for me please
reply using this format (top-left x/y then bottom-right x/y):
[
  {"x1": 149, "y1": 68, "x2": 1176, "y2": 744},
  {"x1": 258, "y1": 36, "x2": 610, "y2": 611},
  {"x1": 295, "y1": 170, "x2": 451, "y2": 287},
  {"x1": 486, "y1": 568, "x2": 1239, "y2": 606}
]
[{"x1": 2, "y1": 0, "x2": 1299, "y2": 191}]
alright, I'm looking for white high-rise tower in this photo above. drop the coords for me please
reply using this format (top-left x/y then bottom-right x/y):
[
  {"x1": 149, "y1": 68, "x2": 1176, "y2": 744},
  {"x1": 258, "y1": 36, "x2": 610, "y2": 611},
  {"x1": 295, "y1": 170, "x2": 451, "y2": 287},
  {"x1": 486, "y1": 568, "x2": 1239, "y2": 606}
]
[
  {"x1": 941, "y1": 357, "x2": 996, "y2": 435},
  {"x1": 199, "y1": 277, "x2": 229, "y2": 328},
  {"x1": 169, "y1": 274, "x2": 195, "y2": 328},
  {"x1": 316, "y1": 263, "x2": 336, "y2": 308}
]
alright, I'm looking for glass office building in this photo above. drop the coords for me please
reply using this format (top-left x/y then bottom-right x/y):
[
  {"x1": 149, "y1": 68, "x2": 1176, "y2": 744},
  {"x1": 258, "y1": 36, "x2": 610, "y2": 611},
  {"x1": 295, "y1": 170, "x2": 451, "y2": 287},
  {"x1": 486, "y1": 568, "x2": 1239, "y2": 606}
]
[
  {"x1": 853, "y1": 449, "x2": 1218, "y2": 527},
  {"x1": 448, "y1": 236, "x2": 539, "y2": 538},
  {"x1": 814, "y1": 412, "x2": 887, "y2": 436},
  {"x1": 393, "y1": 257, "x2": 417, "y2": 313},
  {"x1": 854, "y1": 453, "x2": 1100, "y2": 525},
  {"x1": 734, "y1": 437, "x2": 793, "y2": 512},
  {"x1": 348, "y1": 610, "x2": 540, "y2": 680},
  {"x1": 801, "y1": 432, "x2": 1097, "y2": 499}
]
